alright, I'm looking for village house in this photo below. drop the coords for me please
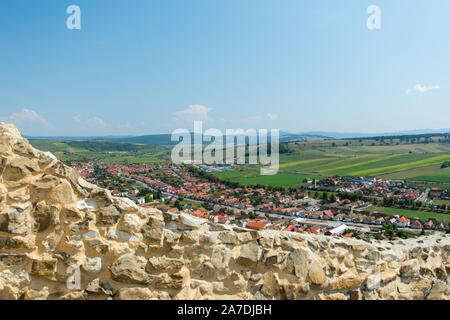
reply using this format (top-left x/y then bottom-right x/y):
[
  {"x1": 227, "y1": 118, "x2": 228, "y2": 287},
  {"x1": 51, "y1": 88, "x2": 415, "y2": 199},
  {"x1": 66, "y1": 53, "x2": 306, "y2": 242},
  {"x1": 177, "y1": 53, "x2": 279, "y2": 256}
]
[{"x1": 397, "y1": 217, "x2": 410, "y2": 228}]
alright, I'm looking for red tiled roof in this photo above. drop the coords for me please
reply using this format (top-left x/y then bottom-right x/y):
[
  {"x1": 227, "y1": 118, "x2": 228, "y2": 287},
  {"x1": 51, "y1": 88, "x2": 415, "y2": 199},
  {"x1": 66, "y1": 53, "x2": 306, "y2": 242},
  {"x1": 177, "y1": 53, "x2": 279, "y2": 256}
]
[{"x1": 246, "y1": 221, "x2": 265, "y2": 230}]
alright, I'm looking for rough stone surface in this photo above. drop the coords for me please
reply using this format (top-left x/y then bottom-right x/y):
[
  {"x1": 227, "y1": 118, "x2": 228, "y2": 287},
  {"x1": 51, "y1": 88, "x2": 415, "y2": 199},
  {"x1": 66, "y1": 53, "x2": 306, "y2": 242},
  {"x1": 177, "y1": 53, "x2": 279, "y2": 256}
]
[
  {"x1": 0, "y1": 123, "x2": 448, "y2": 300},
  {"x1": 109, "y1": 254, "x2": 152, "y2": 285}
]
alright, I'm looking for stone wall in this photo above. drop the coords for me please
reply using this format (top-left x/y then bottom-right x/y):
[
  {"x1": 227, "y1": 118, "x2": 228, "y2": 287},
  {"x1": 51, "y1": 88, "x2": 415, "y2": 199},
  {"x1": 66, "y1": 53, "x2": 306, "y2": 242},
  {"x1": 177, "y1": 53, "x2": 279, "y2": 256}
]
[{"x1": 0, "y1": 123, "x2": 448, "y2": 300}]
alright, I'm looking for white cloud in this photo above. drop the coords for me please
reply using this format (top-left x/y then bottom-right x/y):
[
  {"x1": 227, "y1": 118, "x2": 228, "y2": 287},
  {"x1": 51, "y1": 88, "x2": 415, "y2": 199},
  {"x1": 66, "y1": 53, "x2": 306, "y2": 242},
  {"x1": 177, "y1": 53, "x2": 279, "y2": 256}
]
[
  {"x1": 1, "y1": 108, "x2": 52, "y2": 128},
  {"x1": 87, "y1": 117, "x2": 107, "y2": 128},
  {"x1": 406, "y1": 84, "x2": 440, "y2": 94},
  {"x1": 174, "y1": 105, "x2": 212, "y2": 122},
  {"x1": 267, "y1": 113, "x2": 279, "y2": 121},
  {"x1": 73, "y1": 115, "x2": 81, "y2": 123},
  {"x1": 243, "y1": 115, "x2": 263, "y2": 122},
  {"x1": 73, "y1": 115, "x2": 107, "y2": 129}
]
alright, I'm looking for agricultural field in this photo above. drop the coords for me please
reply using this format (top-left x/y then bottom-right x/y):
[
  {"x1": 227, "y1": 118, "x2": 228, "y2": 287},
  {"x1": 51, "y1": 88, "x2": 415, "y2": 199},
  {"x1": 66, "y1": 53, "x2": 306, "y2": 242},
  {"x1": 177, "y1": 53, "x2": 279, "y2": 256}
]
[
  {"x1": 275, "y1": 140, "x2": 450, "y2": 182},
  {"x1": 212, "y1": 141, "x2": 450, "y2": 186},
  {"x1": 29, "y1": 139, "x2": 171, "y2": 164},
  {"x1": 366, "y1": 206, "x2": 450, "y2": 222},
  {"x1": 410, "y1": 166, "x2": 450, "y2": 182},
  {"x1": 433, "y1": 199, "x2": 450, "y2": 206},
  {"x1": 213, "y1": 168, "x2": 322, "y2": 187}
]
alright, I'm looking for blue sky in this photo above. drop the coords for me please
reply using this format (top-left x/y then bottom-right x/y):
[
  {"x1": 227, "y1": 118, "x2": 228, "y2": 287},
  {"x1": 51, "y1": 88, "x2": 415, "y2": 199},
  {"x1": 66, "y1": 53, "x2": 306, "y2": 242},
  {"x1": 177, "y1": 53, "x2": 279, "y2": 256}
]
[{"x1": 1, "y1": 0, "x2": 449, "y2": 136}]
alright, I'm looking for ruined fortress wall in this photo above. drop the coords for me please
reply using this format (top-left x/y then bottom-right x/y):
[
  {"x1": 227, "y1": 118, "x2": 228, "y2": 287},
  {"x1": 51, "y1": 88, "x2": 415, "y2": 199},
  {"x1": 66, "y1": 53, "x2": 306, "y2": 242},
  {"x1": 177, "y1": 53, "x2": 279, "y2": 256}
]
[{"x1": 0, "y1": 123, "x2": 448, "y2": 300}]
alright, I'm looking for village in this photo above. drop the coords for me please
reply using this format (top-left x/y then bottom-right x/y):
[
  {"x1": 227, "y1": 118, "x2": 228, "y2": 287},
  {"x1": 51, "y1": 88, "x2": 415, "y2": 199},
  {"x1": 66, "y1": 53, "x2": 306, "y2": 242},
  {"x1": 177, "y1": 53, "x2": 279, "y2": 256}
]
[{"x1": 70, "y1": 161, "x2": 450, "y2": 240}]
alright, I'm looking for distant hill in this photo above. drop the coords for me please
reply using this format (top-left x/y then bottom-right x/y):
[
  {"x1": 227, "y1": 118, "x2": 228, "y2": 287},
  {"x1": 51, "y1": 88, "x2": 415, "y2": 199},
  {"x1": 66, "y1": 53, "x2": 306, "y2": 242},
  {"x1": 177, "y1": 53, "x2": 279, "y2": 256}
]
[
  {"x1": 108, "y1": 132, "x2": 331, "y2": 145},
  {"x1": 107, "y1": 134, "x2": 175, "y2": 146},
  {"x1": 297, "y1": 129, "x2": 450, "y2": 140},
  {"x1": 28, "y1": 139, "x2": 157, "y2": 153},
  {"x1": 25, "y1": 135, "x2": 133, "y2": 142},
  {"x1": 26, "y1": 129, "x2": 450, "y2": 146}
]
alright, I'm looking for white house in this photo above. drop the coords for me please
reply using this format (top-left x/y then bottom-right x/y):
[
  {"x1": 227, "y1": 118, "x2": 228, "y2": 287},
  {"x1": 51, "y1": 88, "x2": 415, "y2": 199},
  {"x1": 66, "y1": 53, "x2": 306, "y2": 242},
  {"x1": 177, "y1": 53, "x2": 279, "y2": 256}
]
[{"x1": 329, "y1": 224, "x2": 348, "y2": 235}]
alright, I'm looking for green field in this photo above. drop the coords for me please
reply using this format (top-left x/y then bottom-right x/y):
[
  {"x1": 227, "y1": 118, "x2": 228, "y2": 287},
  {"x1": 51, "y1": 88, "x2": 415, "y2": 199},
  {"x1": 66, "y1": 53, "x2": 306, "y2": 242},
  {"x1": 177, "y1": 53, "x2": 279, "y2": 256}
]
[
  {"x1": 275, "y1": 140, "x2": 450, "y2": 182},
  {"x1": 434, "y1": 199, "x2": 450, "y2": 206},
  {"x1": 277, "y1": 152, "x2": 450, "y2": 179},
  {"x1": 29, "y1": 140, "x2": 171, "y2": 164},
  {"x1": 366, "y1": 206, "x2": 450, "y2": 222},
  {"x1": 411, "y1": 166, "x2": 450, "y2": 182},
  {"x1": 213, "y1": 169, "x2": 321, "y2": 187}
]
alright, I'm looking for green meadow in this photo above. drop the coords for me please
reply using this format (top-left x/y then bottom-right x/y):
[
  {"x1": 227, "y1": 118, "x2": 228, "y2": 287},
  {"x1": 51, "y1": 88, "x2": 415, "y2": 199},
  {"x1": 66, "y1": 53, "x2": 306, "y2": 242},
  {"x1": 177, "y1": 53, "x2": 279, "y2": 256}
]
[
  {"x1": 366, "y1": 206, "x2": 450, "y2": 222},
  {"x1": 213, "y1": 169, "x2": 322, "y2": 187},
  {"x1": 411, "y1": 166, "x2": 450, "y2": 182}
]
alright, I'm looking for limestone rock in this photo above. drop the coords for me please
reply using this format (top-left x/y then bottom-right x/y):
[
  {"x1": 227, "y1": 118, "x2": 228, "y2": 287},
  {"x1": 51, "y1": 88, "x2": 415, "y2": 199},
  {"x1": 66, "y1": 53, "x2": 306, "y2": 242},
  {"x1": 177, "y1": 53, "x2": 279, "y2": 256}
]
[
  {"x1": 180, "y1": 230, "x2": 199, "y2": 244},
  {"x1": 117, "y1": 287, "x2": 153, "y2": 300},
  {"x1": 426, "y1": 281, "x2": 447, "y2": 300},
  {"x1": 98, "y1": 205, "x2": 122, "y2": 225},
  {"x1": 32, "y1": 174, "x2": 61, "y2": 190},
  {"x1": 308, "y1": 259, "x2": 327, "y2": 285},
  {"x1": 0, "y1": 269, "x2": 31, "y2": 300},
  {"x1": 147, "y1": 256, "x2": 184, "y2": 273},
  {"x1": 109, "y1": 254, "x2": 152, "y2": 284},
  {"x1": 33, "y1": 201, "x2": 60, "y2": 232},
  {"x1": 60, "y1": 291, "x2": 88, "y2": 300},
  {"x1": 47, "y1": 179, "x2": 74, "y2": 205},
  {"x1": 0, "y1": 137, "x2": 11, "y2": 154},
  {"x1": 400, "y1": 260, "x2": 420, "y2": 279},
  {"x1": 218, "y1": 231, "x2": 239, "y2": 245},
  {"x1": 113, "y1": 197, "x2": 139, "y2": 213},
  {"x1": 47, "y1": 161, "x2": 80, "y2": 186},
  {"x1": 236, "y1": 241, "x2": 261, "y2": 267},
  {"x1": 0, "y1": 236, "x2": 35, "y2": 251},
  {"x1": 76, "y1": 199, "x2": 99, "y2": 212},
  {"x1": 8, "y1": 187, "x2": 30, "y2": 202},
  {"x1": 4, "y1": 156, "x2": 40, "y2": 181},
  {"x1": 121, "y1": 214, "x2": 141, "y2": 233},
  {"x1": 261, "y1": 272, "x2": 280, "y2": 297},
  {"x1": 83, "y1": 257, "x2": 102, "y2": 274},
  {"x1": 107, "y1": 228, "x2": 142, "y2": 242},
  {"x1": 327, "y1": 272, "x2": 367, "y2": 291},
  {"x1": 153, "y1": 269, "x2": 188, "y2": 290},
  {"x1": 211, "y1": 245, "x2": 232, "y2": 270},
  {"x1": 86, "y1": 278, "x2": 115, "y2": 296},
  {"x1": 86, "y1": 239, "x2": 109, "y2": 255},
  {"x1": 31, "y1": 258, "x2": 57, "y2": 277},
  {"x1": 179, "y1": 213, "x2": 206, "y2": 230},
  {"x1": 109, "y1": 242, "x2": 134, "y2": 257},
  {"x1": 285, "y1": 248, "x2": 310, "y2": 279},
  {"x1": 0, "y1": 253, "x2": 30, "y2": 268},
  {"x1": 164, "y1": 229, "x2": 181, "y2": 245},
  {"x1": 7, "y1": 208, "x2": 30, "y2": 235},
  {"x1": 141, "y1": 217, "x2": 164, "y2": 242},
  {"x1": 24, "y1": 287, "x2": 50, "y2": 300}
]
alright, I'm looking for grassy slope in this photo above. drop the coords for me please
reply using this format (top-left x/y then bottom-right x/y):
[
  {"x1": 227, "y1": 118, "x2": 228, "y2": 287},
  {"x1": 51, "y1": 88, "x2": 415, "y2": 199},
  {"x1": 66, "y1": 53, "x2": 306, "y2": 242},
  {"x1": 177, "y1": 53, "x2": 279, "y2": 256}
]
[
  {"x1": 29, "y1": 140, "x2": 171, "y2": 164},
  {"x1": 276, "y1": 141, "x2": 450, "y2": 182},
  {"x1": 411, "y1": 166, "x2": 450, "y2": 182}
]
